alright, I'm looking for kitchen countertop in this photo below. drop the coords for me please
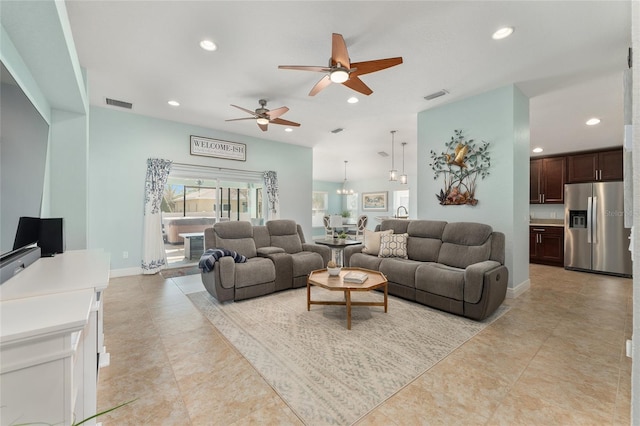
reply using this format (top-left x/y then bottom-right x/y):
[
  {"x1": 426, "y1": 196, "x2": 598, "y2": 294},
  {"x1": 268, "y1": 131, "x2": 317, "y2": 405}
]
[{"x1": 530, "y1": 219, "x2": 564, "y2": 227}]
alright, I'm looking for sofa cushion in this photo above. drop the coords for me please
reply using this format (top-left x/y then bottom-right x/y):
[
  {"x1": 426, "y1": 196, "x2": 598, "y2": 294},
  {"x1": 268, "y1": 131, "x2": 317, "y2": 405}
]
[
  {"x1": 415, "y1": 263, "x2": 465, "y2": 301},
  {"x1": 379, "y1": 258, "x2": 422, "y2": 288},
  {"x1": 380, "y1": 219, "x2": 410, "y2": 234},
  {"x1": 267, "y1": 220, "x2": 303, "y2": 253},
  {"x1": 349, "y1": 252, "x2": 384, "y2": 270},
  {"x1": 362, "y1": 229, "x2": 393, "y2": 255},
  {"x1": 234, "y1": 257, "x2": 276, "y2": 289},
  {"x1": 437, "y1": 222, "x2": 493, "y2": 268},
  {"x1": 405, "y1": 220, "x2": 446, "y2": 262},
  {"x1": 379, "y1": 233, "x2": 408, "y2": 259},
  {"x1": 291, "y1": 252, "x2": 324, "y2": 277},
  {"x1": 214, "y1": 221, "x2": 257, "y2": 258}
]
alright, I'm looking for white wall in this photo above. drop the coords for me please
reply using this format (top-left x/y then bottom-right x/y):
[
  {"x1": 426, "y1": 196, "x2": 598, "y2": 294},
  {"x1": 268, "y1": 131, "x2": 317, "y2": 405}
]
[{"x1": 88, "y1": 106, "x2": 314, "y2": 271}]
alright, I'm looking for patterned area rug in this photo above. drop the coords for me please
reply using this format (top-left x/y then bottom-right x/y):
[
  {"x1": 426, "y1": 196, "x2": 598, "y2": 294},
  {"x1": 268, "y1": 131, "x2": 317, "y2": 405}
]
[{"x1": 188, "y1": 287, "x2": 507, "y2": 425}]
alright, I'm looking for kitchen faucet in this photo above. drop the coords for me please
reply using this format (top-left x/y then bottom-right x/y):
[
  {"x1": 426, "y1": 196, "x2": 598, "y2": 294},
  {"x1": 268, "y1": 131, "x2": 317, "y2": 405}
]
[{"x1": 396, "y1": 206, "x2": 408, "y2": 218}]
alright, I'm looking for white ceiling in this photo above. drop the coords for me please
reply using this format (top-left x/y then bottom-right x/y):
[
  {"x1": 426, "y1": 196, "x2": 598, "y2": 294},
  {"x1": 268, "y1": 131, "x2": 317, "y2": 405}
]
[{"x1": 63, "y1": 1, "x2": 631, "y2": 182}]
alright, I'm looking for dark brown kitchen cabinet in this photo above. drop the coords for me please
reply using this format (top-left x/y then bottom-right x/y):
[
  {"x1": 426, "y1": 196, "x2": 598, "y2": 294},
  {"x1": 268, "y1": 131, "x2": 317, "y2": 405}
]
[
  {"x1": 530, "y1": 226, "x2": 564, "y2": 267},
  {"x1": 566, "y1": 148, "x2": 623, "y2": 183},
  {"x1": 530, "y1": 156, "x2": 565, "y2": 204}
]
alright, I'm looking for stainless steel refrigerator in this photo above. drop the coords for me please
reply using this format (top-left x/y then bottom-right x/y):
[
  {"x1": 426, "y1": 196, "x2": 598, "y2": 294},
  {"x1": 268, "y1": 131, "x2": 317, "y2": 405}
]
[{"x1": 564, "y1": 182, "x2": 632, "y2": 277}]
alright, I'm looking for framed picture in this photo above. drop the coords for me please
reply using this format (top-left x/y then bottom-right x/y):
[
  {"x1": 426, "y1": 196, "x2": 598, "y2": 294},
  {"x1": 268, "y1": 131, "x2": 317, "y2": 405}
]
[{"x1": 362, "y1": 191, "x2": 388, "y2": 211}]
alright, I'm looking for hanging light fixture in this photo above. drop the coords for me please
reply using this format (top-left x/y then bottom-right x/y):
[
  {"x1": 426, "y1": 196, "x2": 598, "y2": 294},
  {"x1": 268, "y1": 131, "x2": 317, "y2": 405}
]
[
  {"x1": 337, "y1": 160, "x2": 354, "y2": 195},
  {"x1": 389, "y1": 130, "x2": 397, "y2": 181},
  {"x1": 400, "y1": 142, "x2": 408, "y2": 184}
]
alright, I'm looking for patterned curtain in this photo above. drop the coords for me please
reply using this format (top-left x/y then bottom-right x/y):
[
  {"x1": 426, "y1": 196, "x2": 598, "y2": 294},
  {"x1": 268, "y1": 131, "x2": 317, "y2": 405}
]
[
  {"x1": 142, "y1": 158, "x2": 172, "y2": 274},
  {"x1": 263, "y1": 171, "x2": 280, "y2": 220}
]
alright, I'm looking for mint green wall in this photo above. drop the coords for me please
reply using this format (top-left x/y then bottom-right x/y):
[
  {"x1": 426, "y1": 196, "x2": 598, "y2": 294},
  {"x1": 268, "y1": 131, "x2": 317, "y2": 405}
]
[
  {"x1": 88, "y1": 107, "x2": 314, "y2": 270},
  {"x1": 417, "y1": 85, "x2": 530, "y2": 290},
  {"x1": 50, "y1": 110, "x2": 89, "y2": 249}
]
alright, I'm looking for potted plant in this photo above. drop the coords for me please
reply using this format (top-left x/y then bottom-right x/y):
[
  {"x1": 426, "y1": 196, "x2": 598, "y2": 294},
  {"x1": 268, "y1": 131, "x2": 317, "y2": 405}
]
[{"x1": 341, "y1": 211, "x2": 351, "y2": 224}]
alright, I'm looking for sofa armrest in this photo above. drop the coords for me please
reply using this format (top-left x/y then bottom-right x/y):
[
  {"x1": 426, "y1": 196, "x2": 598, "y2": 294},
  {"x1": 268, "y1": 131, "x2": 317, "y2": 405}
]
[
  {"x1": 257, "y1": 246, "x2": 286, "y2": 256},
  {"x1": 302, "y1": 243, "x2": 331, "y2": 265},
  {"x1": 464, "y1": 260, "x2": 501, "y2": 304},
  {"x1": 217, "y1": 256, "x2": 237, "y2": 289},
  {"x1": 343, "y1": 244, "x2": 364, "y2": 267}
]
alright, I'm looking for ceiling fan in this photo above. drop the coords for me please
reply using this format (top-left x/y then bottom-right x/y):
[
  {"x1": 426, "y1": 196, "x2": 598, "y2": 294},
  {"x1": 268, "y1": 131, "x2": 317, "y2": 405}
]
[
  {"x1": 278, "y1": 33, "x2": 403, "y2": 96},
  {"x1": 226, "y1": 99, "x2": 301, "y2": 132}
]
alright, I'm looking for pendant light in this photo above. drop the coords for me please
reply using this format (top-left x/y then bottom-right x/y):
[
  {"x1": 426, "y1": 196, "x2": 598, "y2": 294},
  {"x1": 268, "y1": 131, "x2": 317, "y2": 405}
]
[
  {"x1": 400, "y1": 142, "x2": 408, "y2": 184},
  {"x1": 337, "y1": 160, "x2": 354, "y2": 195},
  {"x1": 389, "y1": 130, "x2": 397, "y2": 181}
]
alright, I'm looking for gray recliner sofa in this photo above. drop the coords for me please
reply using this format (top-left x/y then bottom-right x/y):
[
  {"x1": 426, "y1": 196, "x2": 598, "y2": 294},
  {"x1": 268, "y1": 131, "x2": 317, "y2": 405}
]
[
  {"x1": 344, "y1": 219, "x2": 508, "y2": 320},
  {"x1": 201, "y1": 220, "x2": 331, "y2": 302}
]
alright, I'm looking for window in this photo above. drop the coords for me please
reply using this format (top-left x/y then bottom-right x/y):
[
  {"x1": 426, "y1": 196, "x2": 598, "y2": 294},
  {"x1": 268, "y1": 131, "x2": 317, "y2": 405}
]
[
  {"x1": 393, "y1": 189, "x2": 410, "y2": 216},
  {"x1": 161, "y1": 164, "x2": 265, "y2": 266},
  {"x1": 312, "y1": 191, "x2": 328, "y2": 227}
]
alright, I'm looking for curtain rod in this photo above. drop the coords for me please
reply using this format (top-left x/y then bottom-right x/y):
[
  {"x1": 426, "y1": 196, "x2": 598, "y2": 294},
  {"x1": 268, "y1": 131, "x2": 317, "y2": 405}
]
[{"x1": 171, "y1": 162, "x2": 265, "y2": 175}]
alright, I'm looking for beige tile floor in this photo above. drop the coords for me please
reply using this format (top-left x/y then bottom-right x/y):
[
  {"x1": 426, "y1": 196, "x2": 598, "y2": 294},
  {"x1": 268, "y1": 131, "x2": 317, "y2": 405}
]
[{"x1": 97, "y1": 264, "x2": 632, "y2": 425}]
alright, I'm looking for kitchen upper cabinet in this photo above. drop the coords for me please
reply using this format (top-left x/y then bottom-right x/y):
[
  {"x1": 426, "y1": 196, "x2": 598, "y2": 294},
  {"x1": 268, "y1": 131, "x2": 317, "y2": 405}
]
[
  {"x1": 530, "y1": 156, "x2": 565, "y2": 204},
  {"x1": 530, "y1": 226, "x2": 564, "y2": 267},
  {"x1": 567, "y1": 148, "x2": 623, "y2": 183}
]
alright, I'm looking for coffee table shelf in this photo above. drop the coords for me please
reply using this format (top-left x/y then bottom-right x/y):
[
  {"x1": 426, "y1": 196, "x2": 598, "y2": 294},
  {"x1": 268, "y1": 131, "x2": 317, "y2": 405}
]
[{"x1": 307, "y1": 267, "x2": 388, "y2": 330}]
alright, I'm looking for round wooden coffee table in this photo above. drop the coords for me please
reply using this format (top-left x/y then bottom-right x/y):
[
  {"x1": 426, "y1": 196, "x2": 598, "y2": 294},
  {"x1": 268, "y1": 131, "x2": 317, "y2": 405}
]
[{"x1": 307, "y1": 267, "x2": 388, "y2": 330}]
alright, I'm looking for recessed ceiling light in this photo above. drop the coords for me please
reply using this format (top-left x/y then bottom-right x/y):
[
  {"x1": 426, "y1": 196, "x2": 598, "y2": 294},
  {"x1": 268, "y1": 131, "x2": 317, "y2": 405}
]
[
  {"x1": 199, "y1": 39, "x2": 217, "y2": 51},
  {"x1": 347, "y1": 97, "x2": 358, "y2": 104},
  {"x1": 284, "y1": 128, "x2": 293, "y2": 132},
  {"x1": 167, "y1": 100, "x2": 180, "y2": 107},
  {"x1": 586, "y1": 118, "x2": 601, "y2": 126},
  {"x1": 492, "y1": 26, "x2": 514, "y2": 40},
  {"x1": 532, "y1": 147, "x2": 543, "y2": 153}
]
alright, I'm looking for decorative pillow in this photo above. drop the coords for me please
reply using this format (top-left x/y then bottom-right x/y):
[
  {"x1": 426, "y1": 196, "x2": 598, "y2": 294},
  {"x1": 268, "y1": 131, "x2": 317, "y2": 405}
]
[
  {"x1": 362, "y1": 229, "x2": 393, "y2": 256},
  {"x1": 199, "y1": 248, "x2": 247, "y2": 273},
  {"x1": 378, "y1": 233, "x2": 409, "y2": 259}
]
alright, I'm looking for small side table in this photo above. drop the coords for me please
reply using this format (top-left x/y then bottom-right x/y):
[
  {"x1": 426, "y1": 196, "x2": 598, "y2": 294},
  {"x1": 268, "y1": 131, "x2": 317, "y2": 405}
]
[
  {"x1": 315, "y1": 238, "x2": 362, "y2": 267},
  {"x1": 178, "y1": 232, "x2": 205, "y2": 260}
]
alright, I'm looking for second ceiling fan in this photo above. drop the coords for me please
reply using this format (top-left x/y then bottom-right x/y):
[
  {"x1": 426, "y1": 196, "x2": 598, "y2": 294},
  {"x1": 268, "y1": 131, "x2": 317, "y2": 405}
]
[
  {"x1": 279, "y1": 33, "x2": 403, "y2": 96},
  {"x1": 226, "y1": 99, "x2": 301, "y2": 132}
]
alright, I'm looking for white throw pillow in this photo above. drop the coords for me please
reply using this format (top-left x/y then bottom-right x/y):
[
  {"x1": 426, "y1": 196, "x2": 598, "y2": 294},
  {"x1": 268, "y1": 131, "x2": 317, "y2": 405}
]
[
  {"x1": 378, "y1": 233, "x2": 409, "y2": 259},
  {"x1": 362, "y1": 229, "x2": 393, "y2": 256}
]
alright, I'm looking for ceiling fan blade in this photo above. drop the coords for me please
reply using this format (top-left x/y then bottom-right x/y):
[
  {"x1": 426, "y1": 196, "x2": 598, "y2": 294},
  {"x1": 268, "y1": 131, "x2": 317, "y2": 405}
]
[
  {"x1": 226, "y1": 117, "x2": 257, "y2": 122},
  {"x1": 266, "y1": 106, "x2": 289, "y2": 119},
  {"x1": 331, "y1": 33, "x2": 350, "y2": 68},
  {"x1": 309, "y1": 75, "x2": 332, "y2": 96},
  {"x1": 350, "y1": 57, "x2": 403, "y2": 76},
  {"x1": 230, "y1": 104, "x2": 258, "y2": 117},
  {"x1": 258, "y1": 122, "x2": 268, "y2": 132},
  {"x1": 270, "y1": 118, "x2": 301, "y2": 127},
  {"x1": 342, "y1": 76, "x2": 373, "y2": 95},
  {"x1": 278, "y1": 65, "x2": 329, "y2": 73}
]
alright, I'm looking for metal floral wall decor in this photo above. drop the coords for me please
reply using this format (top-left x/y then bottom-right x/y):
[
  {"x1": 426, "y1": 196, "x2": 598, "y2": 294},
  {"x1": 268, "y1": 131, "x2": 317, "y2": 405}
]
[{"x1": 429, "y1": 129, "x2": 491, "y2": 206}]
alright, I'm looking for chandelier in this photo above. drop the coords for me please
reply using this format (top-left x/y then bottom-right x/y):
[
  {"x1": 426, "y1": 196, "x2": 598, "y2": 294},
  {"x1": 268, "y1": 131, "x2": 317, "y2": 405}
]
[
  {"x1": 337, "y1": 160, "x2": 354, "y2": 195},
  {"x1": 389, "y1": 130, "x2": 397, "y2": 181}
]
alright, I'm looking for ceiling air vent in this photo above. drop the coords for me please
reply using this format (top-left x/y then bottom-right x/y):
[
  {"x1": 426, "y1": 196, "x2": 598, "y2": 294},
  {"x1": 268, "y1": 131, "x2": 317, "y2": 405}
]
[
  {"x1": 330, "y1": 128, "x2": 344, "y2": 134},
  {"x1": 378, "y1": 151, "x2": 389, "y2": 157},
  {"x1": 424, "y1": 90, "x2": 449, "y2": 101},
  {"x1": 105, "y1": 97, "x2": 133, "y2": 109}
]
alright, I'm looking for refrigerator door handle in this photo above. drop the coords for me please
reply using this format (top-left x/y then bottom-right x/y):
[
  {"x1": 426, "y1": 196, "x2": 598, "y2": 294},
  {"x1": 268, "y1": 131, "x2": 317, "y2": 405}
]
[
  {"x1": 587, "y1": 197, "x2": 593, "y2": 244},
  {"x1": 592, "y1": 196, "x2": 598, "y2": 244}
]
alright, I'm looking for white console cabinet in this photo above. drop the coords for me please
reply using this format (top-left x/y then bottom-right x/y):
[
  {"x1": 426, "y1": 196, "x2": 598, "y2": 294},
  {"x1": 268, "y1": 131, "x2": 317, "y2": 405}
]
[{"x1": 0, "y1": 250, "x2": 110, "y2": 426}]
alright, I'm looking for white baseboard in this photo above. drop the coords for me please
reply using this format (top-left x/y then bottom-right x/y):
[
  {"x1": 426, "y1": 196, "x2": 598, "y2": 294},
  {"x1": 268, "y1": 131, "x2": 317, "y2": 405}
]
[
  {"x1": 109, "y1": 267, "x2": 142, "y2": 277},
  {"x1": 506, "y1": 278, "x2": 530, "y2": 298}
]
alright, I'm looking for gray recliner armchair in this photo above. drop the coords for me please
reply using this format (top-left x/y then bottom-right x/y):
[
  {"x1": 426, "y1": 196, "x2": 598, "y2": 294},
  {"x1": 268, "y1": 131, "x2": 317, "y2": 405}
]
[
  {"x1": 266, "y1": 219, "x2": 331, "y2": 288},
  {"x1": 201, "y1": 221, "x2": 276, "y2": 302}
]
